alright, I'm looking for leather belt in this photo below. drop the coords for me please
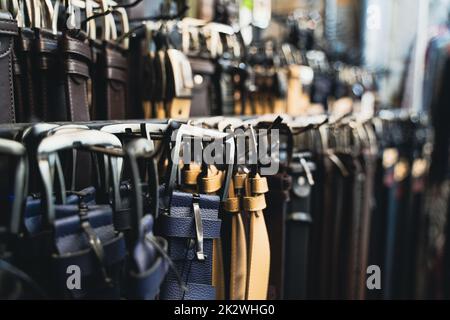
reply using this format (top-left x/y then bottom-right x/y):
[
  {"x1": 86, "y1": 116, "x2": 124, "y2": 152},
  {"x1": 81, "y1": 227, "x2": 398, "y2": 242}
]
[
  {"x1": 94, "y1": 43, "x2": 128, "y2": 120},
  {"x1": 158, "y1": 191, "x2": 221, "y2": 300},
  {"x1": 264, "y1": 172, "x2": 292, "y2": 300},
  {"x1": 189, "y1": 57, "x2": 215, "y2": 116},
  {"x1": 200, "y1": 166, "x2": 225, "y2": 300},
  {"x1": 61, "y1": 32, "x2": 92, "y2": 122},
  {"x1": 222, "y1": 176, "x2": 247, "y2": 300},
  {"x1": 0, "y1": 12, "x2": 18, "y2": 123},
  {"x1": 15, "y1": 27, "x2": 36, "y2": 122},
  {"x1": 318, "y1": 154, "x2": 337, "y2": 298},
  {"x1": 34, "y1": 30, "x2": 65, "y2": 121},
  {"x1": 244, "y1": 173, "x2": 270, "y2": 300},
  {"x1": 356, "y1": 154, "x2": 376, "y2": 300},
  {"x1": 285, "y1": 157, "x2": 315, "y2": 299}
]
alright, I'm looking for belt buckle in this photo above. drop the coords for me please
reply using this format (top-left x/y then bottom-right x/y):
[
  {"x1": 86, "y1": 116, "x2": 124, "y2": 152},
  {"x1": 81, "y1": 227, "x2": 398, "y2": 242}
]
[
  {"x1": 192, "y1": 194, "x2": 205, "y2": 261},
  {"x1": 78, "y1": 203, "x2": 113, "y2": 287}
]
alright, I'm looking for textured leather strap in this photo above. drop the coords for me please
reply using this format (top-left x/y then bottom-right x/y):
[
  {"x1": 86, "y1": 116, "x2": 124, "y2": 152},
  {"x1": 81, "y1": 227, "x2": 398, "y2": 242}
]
[
  {"x1": 158, "y1": 192, "x2": 220, "y2": 300},
  {"x1": 0, "y1": 12, "x2": 18, "y2": 123},
  {"x1": 157, "y1": 215, "x2": 222, "y2": 239},
  {"x1": 62, "y1": 32, "x2": 91, "y2": 121},
  {"x1": 244, "y1": 173, "x2": 270, "y2": 300}
]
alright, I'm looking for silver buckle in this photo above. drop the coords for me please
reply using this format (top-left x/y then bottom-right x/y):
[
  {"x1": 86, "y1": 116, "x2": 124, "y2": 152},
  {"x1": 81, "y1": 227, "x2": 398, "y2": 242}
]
[{"x1": 192, "y1": 195, "x2": 205, "y2": 261}]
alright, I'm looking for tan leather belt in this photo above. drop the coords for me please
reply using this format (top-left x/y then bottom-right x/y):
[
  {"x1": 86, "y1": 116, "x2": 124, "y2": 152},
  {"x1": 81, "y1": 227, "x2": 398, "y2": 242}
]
[
  {"x1": 201, "y1": 166, "x2": 226, "y2": 300},
  {"x1": 244, "y1": 173, "x2": 270, "y2": 300},
  {"x1": 224, "y1": 178, "x2": 248, "y2": 300}
]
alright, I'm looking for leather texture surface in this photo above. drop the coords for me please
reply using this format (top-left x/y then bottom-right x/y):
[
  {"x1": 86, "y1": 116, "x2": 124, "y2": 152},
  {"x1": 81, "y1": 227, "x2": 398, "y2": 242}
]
[{"x1": 157, "y1": 191, "x2": 221, "y2": 300}]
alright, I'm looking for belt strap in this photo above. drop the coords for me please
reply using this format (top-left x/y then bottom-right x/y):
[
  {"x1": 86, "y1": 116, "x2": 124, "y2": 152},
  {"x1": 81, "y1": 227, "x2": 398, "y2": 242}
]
[
  {"x1": 61, "y1": 32, "x2": 93, "y2": 188},
  {"x1": 224, "y1": 178, "x2": 247, "y2": 300},
  {"x1": 159, "y1": 191, "x2": 220, "y2": 300},
  {"x1": 62, "y1": 32, "x2": 91, "y2": 121},
  {"x1": 357, "y1": 156, "x2": 375, "y2": 300},
  {"x1": 158, "y1": 215, "x2": 222, "y2": 239},
  {"x1": 264, "y1": 173, "x2": 292, "y2": 299},
  {"x1": 201, "y1": 166, "x2": 225, "y2": 300},
  {"x1": 16, "y1": 28, "x2": 37, "y2": 122},
  {"x1": 162, "y1": 280, "x2": 216, "y2": 300},
  {"x1": 97, "y1": 44, "x2": 128, "y2": 120},
  {"x1": 12, "y1": 46, "x2": 24, "y2": 122},
  {"x1": 285, "y1": 164, "x2": 314, "y2": 299},
  {"x1": 0, "y1": 12, "x2": 18, "y2": 123},
  {"x1": 34, "y1": 31, "x2": 65, "y2": 121},
  {"x1": 244, "y1": 173, "x2": 270, "y2": 300}
]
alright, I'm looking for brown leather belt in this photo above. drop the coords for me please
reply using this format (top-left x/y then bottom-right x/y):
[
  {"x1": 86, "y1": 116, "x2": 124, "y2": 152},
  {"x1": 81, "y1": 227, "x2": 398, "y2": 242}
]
[
  {"x1": 14, "y1": 27, "x2": 37, "y2": 123},
  {"x1": 94, "y1": 43, "x2": 128, "y2": 120},
  {"x1": 61, "y1": 32, "x2": 92, "y2": 122},
  {"x1": 60, "y1": 32, "x2": 93, "y2": 189},
  {"x1": 0, "y1": 12, "x2": 18, "y2": 123},
  {"x1": 34, "y1": 30, "x2": 65, "y2": 121}
]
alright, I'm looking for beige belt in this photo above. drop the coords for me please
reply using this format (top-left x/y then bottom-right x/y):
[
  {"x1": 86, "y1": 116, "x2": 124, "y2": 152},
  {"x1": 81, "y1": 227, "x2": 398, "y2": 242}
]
[
  {"x1": 244, "y1": 173, "x2": 270, "y2": 300},
  {"x1": 224, "y1": 177, "x2": 248, "y2": 300},
  {"x1": 201, "y1": 166, "x2": 226, "y2": 300}
]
